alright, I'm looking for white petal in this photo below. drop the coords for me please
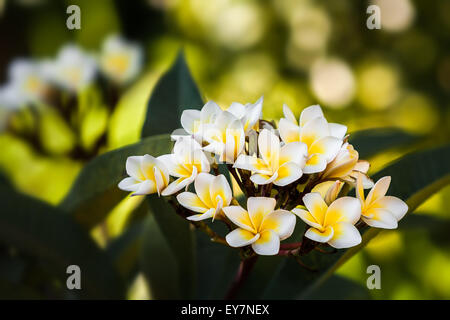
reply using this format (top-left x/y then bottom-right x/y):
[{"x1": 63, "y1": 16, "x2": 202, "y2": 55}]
[
  {"x1": 242, "y1": 97, "x2": 263, "y2": 132},
  {"x1": 194, "y1": 172, "x2": 215, "y2": 207},
  {"x1": 222, "y1": 206, "x2": 255, "y2": 232},
  {"x1": 324, "y1": 196, "x2": 361, "y2": 226},
  {"x1": 374, "y1": 196, "x2": 408, "y2": 221},
  {"x1": 309, "y1": 136, "x2": 343, "y2": 163},
  {"x1": 278, "y1": 118, "x2": 300, "y2": 144},
  {"x1": 300, "y1": 116, "x2": 330, "y2": 147},
  {"x1": 247, "y1": 197, "x2": 276, "y2": 229},
  {"x1": 303, "y1": 154, "x2": 328, "y2": 174},
  {"x1": 226, "y1": 228, "x2": 260, "y2": 248},
  {"x1": 187, "y1": 208, "x2": 215, "y2": 221},
  {"x1": 328, "y1": 222, "x2": 362, "y2": 249},
  {"x1": 302, "y1": 192, "x2": 328, "y2": 225},
  {"x1": 250, "y1": 172, "x2": 278, "y2": 185},
  {"x1": 366, "y1": 176, "x2": 391, "y2": 204},
  {"x1": 161, "y1": 168, "x2": 196, "y2": 196},
  {"x1": 170, "y1": 128, "x2": 190, "y2": 141},
  {"x1": 226, "y1": 102, "x2": 246, "y2": 119},
  {"x1": 299, "y1": 105, "x2": 324, "y2": 127},
  {"x1": 273, "y1": 162, "x2": 303, "y2": 186},
  {"x1": 233, "y1": 154, "x2": 271, "y2": 174},
  {"x1": 282, "y1": 104, "x2": 298, "y2": 125},
  {"x1": 210, "y1": 174, "x2": 232, "y2": 207},
  {"x1": 258, "y1": 129, "x2": 280, "y2": 169},
  {"x1": 126, "y1": 156, "x2": 144, "y2": 179},
  {"x1": 251, "y1": 230, "x2": 280, "y2": 255},
  {"x1": 292, "y1": 208, "x2": 322, "y2": 229},
  {"x1": 201, "y1": 101, "x2": 221, "y2": 123},
  {"x1": 362, "y1": 208, "x2": 398, "y2": 229},
  {"x1": 132, "y1": 180, "x2": 156, "y2": 196},
  {"x1": 328, "y1": 123, "x2": 347, "y2": 139},
  {"x1": 305, "y1": 226, "x2": 334, "y2": 243},
  {"x1": 176, "y1": 192, "x2": 209, "y2": 213},
  {"x1": 118, "y1": 177, "x2": 141, "y2": 192},
  {"x1": 180, "y1": 109, "x2": 201, "y2": 134},
  {"x1": 279, "y1": 141, "x2": 308, "y2": 166},
  {"x1": 261, "y1": 209, "x2": 296, "y2": 240}
]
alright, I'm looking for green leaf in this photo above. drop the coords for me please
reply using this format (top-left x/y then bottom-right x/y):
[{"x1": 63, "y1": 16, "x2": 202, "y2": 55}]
[
  {"x1": 141, "y1": 51, "x2": 203, "y2": 138},
  {"x1": 60, "y1": 134, "x2": 171, "y2": 229},
  {"x1": 349, "y1": 127, "x2": 419, "y2": 158},
  {"x1": 195, "y1": 224, "x2": 240, "y2": 299},
  {"x1": 0, "y1": 185, "x2": 125, "y2": 299},
  {"x1": 139, "y1": 196, "x2": 196, "y2": 299},
  {"x1": 301, "y1": 275, "x2": 371, "y2": 300},
  {"x1": 255, "y1": 144, "x2": 450, "y2": 299},
  {"x1": 106, "y1": 222, "x2": 145, "y2": 285}
]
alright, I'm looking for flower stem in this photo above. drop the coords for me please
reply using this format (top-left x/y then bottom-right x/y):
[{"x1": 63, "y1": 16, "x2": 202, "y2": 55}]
[{"x1": 224, "y1": 255, "x2": 258, "y2": 300}]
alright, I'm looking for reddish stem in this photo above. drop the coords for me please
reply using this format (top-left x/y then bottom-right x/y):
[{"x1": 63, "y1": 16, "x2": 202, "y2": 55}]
[{"x1": 224, "y1": 256, "x2": 258, "y2": 300}]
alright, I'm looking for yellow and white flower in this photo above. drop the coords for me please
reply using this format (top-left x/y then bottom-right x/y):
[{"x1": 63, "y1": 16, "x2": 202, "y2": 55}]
[
  {"x1": 225, "y1": 96, "x2": 263, "y2": 134},
  {"x1": 292, "y1": 192, "x2": 362, "y2": 249},
  {"x1": 0, "y1": 59, "x2": 50, "y2": 109},
  {"x1": 175, "y1": 101, "x2": 222, "y2": 142},
  {"x1": 43, "y1": 45, "x2": 97, "y2": 92},
  {"x1": 177, "y1": 173, "x2": 232, "y2": 221},
  {"x1": 322, "y1": 142, "x2": 374, "y2": 188},
  {"x1": 279, "y1": 104, "x2": 345, "y2": 174},
  {"x1": 118, "y1": 154, "x2": 169, "y2": 196},
  {"x1": 233, "y1": 129, "x2": 307, "y2": 186},
  {"x1": 223, "y1": 197, "x2": 296, "y2": 255},
  {"x1": 202, "y1": 111, "x2": 246, "y2": 163},
  {"x1": 356, "y1": 174, "x2": 408, "y2": 229},
  {"x1": 100, "y1": 35, "x2": 143, "y2": 85},
  {"x1": 159, "y1": 137, "x2": 211, "y2": 195}
]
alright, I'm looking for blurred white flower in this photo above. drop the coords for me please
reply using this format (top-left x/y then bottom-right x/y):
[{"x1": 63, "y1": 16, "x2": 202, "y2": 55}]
[
  {"x1": 310, "y1": 58, "x2": 355, "y2": 109},
  {"x1": 100, "y1": 35, "x2": 143, "y2": 85},
  {"x1": 0, "y1": 59, "x2": 49, "y2": 109},
  {"x1": 43, "y1": 45, "x2": 97, "y2": 92}
]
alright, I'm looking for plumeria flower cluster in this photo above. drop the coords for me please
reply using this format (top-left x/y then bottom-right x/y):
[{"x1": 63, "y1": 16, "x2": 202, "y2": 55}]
[
  {"x1": 0, "y1": 35, "x2": 144, "y2": 159},
  {"x1": 119, "y1": 99, "x2": 408, "y2": 258},
  {"x1": 0, "y1": 34, "x2": 143, "y2": 111}
]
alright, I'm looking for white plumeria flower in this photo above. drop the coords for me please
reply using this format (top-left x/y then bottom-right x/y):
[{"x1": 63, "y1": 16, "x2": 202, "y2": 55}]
[
  {"x1": 100, "y1": 34, "x2": 143, "y2": 85},
  {"x1": 322, "y1": 142, "x2": 374, "y2": 188},
  {"x1": 0, "y1": 59, "x2": 50, "y2": 109},
  {"x1": 356, "y1": 174, "x2": 408, "y2": 229},
  {"x1": 223, "y1": 197, "x2": 296, "y2": 256},
  {"x1": 279, "y1": 104, "x2": 345, "y2": 174},
  {"x1": 175, "y1": 101, "x2": 222, "y2": 142},
  {"x1": 42, "y1": 45, "x2": 97, "y2": 92},
  {"x1": 118, "y1": 154, "x2": 169, "y2": 196},
  {"x1": 224, "y1": 96, "x2": 263, "y2": 134},
  {"x1": 177, "y1": 173, "x2": 232, "y2": 221},
  {"x1": 292, "y1": 192, "x2": 362, "y2": 249},
  {"x1": 159, "y1": 137, "x2": 211, "y2": 196},
  {"x1": 233, "y1": 129, "x2": 307, "y2": 186},
  {"x1": 202, "y1": 110, "x2": 246, "y2": 164}
]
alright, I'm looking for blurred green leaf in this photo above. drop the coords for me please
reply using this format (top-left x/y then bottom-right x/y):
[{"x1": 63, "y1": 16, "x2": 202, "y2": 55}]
[
  {"x1": 139, "y1": 196, "x2": 196, "y2": 299},
  {"x1": 0, "y1": 185, "x2": 125, "y2": 299},
  {"x1": 301, "y1": 275, "x2": 371, "y2": 300},
  {"x1": 60, "y1": 134, "x2": 171, "y2": 229},
  {"x1": 141, "y1": 51, "x2": 203, "y2": 137},
  {"x1": 349, "y1": 128, "x2": 419, "y2": 158},
  {"x1": 106, "y1": 222, "x2": 145, "y2": 285},
  {"x1": 249, "y1": 144, "x2": 450, "y2": 299}
]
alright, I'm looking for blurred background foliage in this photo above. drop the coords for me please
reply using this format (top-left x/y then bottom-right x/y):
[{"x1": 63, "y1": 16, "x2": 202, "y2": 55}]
[{"x1": 0, "y1": 0, "x2": 449, "y2": 299}]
